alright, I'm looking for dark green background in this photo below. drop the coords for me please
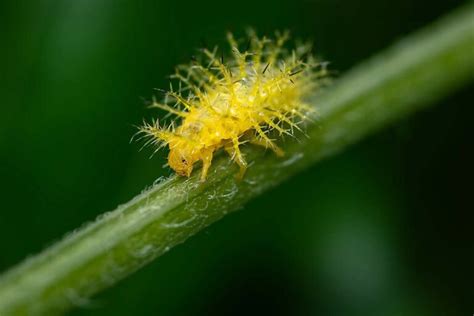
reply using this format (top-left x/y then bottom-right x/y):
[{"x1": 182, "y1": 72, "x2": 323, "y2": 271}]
[{"x1": 1, "y1": 0, "x2": 472, "y2": 315}]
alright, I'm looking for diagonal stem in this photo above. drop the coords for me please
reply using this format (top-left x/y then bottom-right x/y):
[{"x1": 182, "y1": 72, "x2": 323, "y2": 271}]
[{"x1": 0, "y1": 3, "x2": 473, "y2": 315}]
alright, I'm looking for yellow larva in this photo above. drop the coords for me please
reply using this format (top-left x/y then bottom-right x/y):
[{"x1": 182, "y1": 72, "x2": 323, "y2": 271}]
[{"x1": 139, "y1": 30, "x2": 328, "y2": 181}]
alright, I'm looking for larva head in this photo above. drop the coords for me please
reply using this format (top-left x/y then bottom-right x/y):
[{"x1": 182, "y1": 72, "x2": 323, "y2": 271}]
[
  {"x1": 138, "y1": 120, "x2": 200, "y2": 177},
  {"x1": 167, "y1": 146, "x2": 198, "y2": 177}
]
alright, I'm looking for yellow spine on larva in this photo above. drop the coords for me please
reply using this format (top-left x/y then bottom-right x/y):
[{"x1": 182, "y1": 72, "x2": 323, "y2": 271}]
[{"x1": 139, "y1": 30, "x2": 329, "y2": 181}]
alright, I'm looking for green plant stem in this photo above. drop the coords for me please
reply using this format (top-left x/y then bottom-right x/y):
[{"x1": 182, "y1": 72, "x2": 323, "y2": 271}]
[{"x1": 1, "y1": 3, "x2": 473, "y2": 315}]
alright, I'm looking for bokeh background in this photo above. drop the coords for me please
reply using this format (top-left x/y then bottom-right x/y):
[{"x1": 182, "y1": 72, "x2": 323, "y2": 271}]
[{"x1": 1, "y1": 0, "x2": 473, "y2": 315}]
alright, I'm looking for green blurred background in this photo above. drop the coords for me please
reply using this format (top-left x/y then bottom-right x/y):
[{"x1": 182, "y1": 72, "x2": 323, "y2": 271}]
[{"x1": 1, "y1": 0, "x2": 473, "y2": 315}]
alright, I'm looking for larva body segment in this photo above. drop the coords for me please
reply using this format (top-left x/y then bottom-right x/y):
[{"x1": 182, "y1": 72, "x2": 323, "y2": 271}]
[{"x1": 140, "y1": 30, "x2": 328, "y2": 181}]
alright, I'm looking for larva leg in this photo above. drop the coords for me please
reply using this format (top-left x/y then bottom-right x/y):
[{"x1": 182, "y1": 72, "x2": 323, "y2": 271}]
[
  {"x1": 225, "y1": 139, "x2": 247, "y2": 179},
  {"x1": 200, "y1": 149, "x2": 214, "y2": 181},
  {"x1": 250, "y1": 136, "x2": 285, "y2": 157}
]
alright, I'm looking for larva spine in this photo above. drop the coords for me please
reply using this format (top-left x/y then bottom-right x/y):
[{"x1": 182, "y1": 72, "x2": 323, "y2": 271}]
[{"x1": 138, "y1": 29, "x2": 329, "y2": 180}]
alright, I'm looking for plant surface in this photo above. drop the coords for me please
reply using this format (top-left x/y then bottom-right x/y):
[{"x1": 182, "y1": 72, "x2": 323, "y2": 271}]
[{"x1": 0, "y1": 3, "x2": 473, "y2": 315}]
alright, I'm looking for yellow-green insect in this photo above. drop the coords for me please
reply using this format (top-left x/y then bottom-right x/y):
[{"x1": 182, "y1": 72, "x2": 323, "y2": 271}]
[{"x1": 139, "y1": 30, "x2": 328, "y2": 181}]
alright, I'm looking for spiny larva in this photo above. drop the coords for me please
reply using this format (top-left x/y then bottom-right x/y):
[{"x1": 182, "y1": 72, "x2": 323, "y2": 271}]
[{"x1": 138, "y1": 30, "x2": 329, "y2": 181}]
